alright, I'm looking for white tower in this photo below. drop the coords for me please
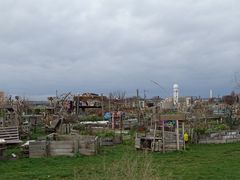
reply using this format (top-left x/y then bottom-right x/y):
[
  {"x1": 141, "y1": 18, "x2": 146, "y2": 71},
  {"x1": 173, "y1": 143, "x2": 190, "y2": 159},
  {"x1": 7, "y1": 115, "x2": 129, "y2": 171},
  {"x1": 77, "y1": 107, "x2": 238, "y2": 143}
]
[
  {"x1": 210, "y1": 89, "x2": 213, "y2": 99},
  {"x1": 173, "y1": 84, "x2": 179, "y2": 106}
]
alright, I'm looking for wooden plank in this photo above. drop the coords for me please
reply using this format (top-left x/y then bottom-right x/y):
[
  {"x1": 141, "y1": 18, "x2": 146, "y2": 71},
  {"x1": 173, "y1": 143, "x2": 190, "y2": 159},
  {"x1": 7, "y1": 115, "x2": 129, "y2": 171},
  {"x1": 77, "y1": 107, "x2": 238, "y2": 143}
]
[
  {"x1": 0, "y1": 130, "x2": 18, "y2": 132},
  {"x1": 28, "y1": 144, "x2": 45, "y2": 150},
  {"x1": 0, "y1": 134, "x2": 19, "y2": 138},
  {"x1": 0, "y1": 130, "x2": 18, "y2": 133},
  {"x1": 50, "y1": 149, "x2": 73, "y2": 153},
  {"x1": 165, "y1": 144, "x2": 177, "y2": 148},
  {"x1": 29, "y1": 143, "x2": 46, "y2": 147},
  {"x1": 29, "y1": 141, "x2": 47, "y2": 158},
  {"x1": 29, "y1": 151, "x2": 46, "y2": 155},
  {"x1": 182, "y1": 122, "x2": 185, "y2": 150},
  {"x1": 1, "y1": 137, "x2": 19, "y2": 140},
  {"x1": 29, "y1": 142, "x2": 46, "y2": 148},
  {"x1": 0, "y1": 134, "x2": 18, "y2": 137},
  {"x1": 50, "y1": 141, "x2": 73, "y2": 149},
  {"x1": 226, "y1": 139, "x2": 240, "y2": 143},
  {"x1": 50, "y1": 152, "x2": 74, "y2": 156},
  {"x1": 100, "y1": 142, "x2": 113, "y2": 146},
  {"x1": 49, "y1": 141, "x2": 74, "y2": 156},
  {"x1": 135, "y1": 138, "x2": 140, "y2": 149},
  {"x1": 176, "y1": 120, "x2": 179, "y2": 150},
  {"x1": 55, "y1": 135, "x2": 75, "y2": 141},
  {"x1": 160, "y1": 114, "x2": 186, "y2": 121},
  {"x1": 79, "y1": 135, "x2": 96, "y2": 140},
  {"x1": 0, "y1": 128, "x2": 18, "y2": 130},
  {"x1": 199, "y1": 139, "x2": 226, "y2": 144},
  {"x1": 0, "y1": 134, "x2": 19, "y2": 137},
  {"x1": 29, "y1": 154, "x2": 46, "y2": 158},
  {"x1": 74, "y1": 139, "x2": 79, "y2": 154},
  {"x1": 0, "y1": 129, "x2": 18, "y2": 132},
  {"x1": 79, "y1": 149, "x2": 96, "y2": 156},
  {"x1": 50, "y1": 141, "x2": 73, "y2": 145},
  {"x1": 0, "y1": 127, "x2": 18, "y2": 130},
  {"x1": 6, "y1": 140, "x2": 22, "y2": 144}
]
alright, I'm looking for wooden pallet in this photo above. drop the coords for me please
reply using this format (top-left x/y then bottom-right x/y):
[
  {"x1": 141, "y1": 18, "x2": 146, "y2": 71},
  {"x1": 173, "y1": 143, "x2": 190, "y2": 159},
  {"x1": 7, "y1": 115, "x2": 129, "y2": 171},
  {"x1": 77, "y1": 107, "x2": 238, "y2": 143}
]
[{"x1": 0, "y1": 126, "x2": 22, "y2": 144}]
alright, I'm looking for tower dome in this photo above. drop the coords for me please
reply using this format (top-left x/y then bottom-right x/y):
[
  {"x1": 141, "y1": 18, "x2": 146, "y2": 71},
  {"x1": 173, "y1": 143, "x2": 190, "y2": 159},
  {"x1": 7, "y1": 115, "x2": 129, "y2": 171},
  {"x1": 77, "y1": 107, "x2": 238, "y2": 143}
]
[{"x1": 173, "y1": 84, "x2": 179, "y2": 89}]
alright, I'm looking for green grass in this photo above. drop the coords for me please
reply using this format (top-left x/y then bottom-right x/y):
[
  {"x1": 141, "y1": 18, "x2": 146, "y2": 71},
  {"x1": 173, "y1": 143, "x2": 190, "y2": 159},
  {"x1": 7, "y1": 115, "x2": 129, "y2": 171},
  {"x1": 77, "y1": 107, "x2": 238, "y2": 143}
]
[
  {"x1": 30, "y1": 126, "x2": 46, "y2": 140},
  {"x1": 1, "y1": 142, "x2": 240, "y2": 179}
]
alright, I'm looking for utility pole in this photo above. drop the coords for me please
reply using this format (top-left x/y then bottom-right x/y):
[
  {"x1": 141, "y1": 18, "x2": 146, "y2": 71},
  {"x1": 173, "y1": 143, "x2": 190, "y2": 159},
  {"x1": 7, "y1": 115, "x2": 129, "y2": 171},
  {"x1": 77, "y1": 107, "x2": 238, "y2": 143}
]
[
  {"x1": 101, "y1": 93, "x2": 104, "y2": 120},
  {"x1": 137, "y1": 89, "x2": 140, "y2": 125},
  {"x1": 76, "y1": 94, "x2": 80, "y2": 116},
  {"x1": 108, "y1": 93, "x2": 111, "y2": 112},
  {"x1": 144, "y1": 90, "x2": 147, "y2": 100}
]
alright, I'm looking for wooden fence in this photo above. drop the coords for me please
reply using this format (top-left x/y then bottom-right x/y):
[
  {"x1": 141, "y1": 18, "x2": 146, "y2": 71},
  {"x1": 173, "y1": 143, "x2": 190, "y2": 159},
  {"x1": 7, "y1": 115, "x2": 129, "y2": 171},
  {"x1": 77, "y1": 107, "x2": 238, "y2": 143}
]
[
  {"x1": 29, "y1": 135, "x2": 99, "y2": 158},
  {"x1": 199, "y1": 131, "x2": 240, "y2": 144}
]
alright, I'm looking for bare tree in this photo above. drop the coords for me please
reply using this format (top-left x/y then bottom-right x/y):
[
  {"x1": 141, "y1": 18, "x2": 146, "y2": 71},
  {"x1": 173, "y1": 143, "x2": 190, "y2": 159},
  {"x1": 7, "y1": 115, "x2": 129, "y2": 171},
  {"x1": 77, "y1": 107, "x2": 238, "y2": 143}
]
[{"x1": 110, "y1": 90, "x2": 126, "y2": 100}]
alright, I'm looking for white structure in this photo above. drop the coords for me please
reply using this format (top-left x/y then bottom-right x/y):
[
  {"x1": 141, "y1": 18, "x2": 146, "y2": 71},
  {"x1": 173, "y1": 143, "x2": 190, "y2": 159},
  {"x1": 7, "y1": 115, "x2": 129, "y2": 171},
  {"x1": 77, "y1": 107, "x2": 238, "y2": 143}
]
[
  {"x1": 173, "y1": 84, "x2": 179, "y2": 106},
  {"x1": 210, "y1": 89, "x2": 213, "y2": 99}
]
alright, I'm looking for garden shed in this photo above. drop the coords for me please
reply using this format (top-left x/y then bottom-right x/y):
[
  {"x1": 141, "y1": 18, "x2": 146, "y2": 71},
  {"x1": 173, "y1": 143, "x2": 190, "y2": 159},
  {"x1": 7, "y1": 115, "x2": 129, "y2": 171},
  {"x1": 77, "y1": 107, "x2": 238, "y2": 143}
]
[{"x1": 135, "y1": 114, "x2": 186, "y2": 152}]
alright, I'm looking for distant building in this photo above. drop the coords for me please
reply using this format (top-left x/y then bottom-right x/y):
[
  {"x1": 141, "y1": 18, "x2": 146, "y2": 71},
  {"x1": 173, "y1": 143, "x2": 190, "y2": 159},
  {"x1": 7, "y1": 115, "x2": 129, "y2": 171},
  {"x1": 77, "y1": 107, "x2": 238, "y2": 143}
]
[{"x1": 160, "y1": 97, "x2": 174, "y2": 110}]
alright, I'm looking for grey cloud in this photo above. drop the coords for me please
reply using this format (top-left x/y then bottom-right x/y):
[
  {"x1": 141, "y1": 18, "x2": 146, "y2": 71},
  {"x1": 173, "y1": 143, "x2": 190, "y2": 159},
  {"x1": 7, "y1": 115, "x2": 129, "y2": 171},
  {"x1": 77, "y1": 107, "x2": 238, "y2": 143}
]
[{"x1": 0, "y1": 0, "x2": 240, "y2": 98}]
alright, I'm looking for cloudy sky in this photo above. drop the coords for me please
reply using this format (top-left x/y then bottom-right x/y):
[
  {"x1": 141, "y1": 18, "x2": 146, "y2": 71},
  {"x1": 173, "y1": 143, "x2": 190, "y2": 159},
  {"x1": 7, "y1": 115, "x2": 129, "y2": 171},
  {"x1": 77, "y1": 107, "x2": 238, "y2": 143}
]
[{"x1": 0, "y1": 0, "x2": 239, "y2": 99}]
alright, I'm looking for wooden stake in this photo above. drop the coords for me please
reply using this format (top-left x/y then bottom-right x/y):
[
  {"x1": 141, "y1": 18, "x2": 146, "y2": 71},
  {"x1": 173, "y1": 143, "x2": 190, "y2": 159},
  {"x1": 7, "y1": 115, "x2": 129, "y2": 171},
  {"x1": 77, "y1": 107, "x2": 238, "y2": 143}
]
[
  {"x1": 182, "y1": 122, "x2": 185, "y2": 150},
  {"x1": 162, "y1": 120, "x2": 165, "y2": 153},
  {"x1": 152, "y1": 119, "x2": 157, "y2": 152},
  {"x1": 176, "y1": 120, "x2": 179, "y2": 150}
]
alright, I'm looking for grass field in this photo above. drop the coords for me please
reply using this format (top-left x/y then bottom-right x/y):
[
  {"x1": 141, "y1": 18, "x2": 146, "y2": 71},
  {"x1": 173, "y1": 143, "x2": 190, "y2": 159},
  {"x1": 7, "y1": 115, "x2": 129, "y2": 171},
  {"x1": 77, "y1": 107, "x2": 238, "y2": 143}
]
[{"x1": 1, "y1": 141, "x2": 240, "y2": 179}]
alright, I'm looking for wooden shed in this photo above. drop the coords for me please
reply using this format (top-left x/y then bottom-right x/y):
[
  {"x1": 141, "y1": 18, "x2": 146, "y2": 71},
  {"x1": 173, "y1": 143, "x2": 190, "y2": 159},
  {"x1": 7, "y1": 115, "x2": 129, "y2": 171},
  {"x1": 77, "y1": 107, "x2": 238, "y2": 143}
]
[{"x1": 135, "y1": 114, "x2": 186, "y2": 152}]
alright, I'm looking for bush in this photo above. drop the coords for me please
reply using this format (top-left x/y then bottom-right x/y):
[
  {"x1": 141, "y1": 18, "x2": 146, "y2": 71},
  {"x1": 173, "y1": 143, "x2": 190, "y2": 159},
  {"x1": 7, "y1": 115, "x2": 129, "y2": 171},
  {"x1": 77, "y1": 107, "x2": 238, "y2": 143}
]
[
  {"x1": 96, "y1": 131, "x2": 115, "y2": 138},
  {"x1": 72, "y1": 124, "x2": 94, "y2": 135},
  {"x1": 80, "y1": 115, "x2": 102, "y2": 122},
  {"x1": 195, "y1": 127, "x2": 207, "y2": 134},
  {"x1": 0, "y1": 110, "x2": 6, "y2": 117},
  {"x1": 72, "y1": 124, "x2": 86, "y2": 131},
  {"x1": 215, "y1": 124, "x2": 228, "y2": 131}
]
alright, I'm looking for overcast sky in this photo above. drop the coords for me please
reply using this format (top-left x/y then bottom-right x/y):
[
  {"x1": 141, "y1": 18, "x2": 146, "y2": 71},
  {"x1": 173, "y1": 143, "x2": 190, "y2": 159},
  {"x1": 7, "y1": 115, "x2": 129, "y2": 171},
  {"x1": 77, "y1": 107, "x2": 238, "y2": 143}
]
[{"x1": 0, "y1": 0, "x2": 240, "y2": 99}]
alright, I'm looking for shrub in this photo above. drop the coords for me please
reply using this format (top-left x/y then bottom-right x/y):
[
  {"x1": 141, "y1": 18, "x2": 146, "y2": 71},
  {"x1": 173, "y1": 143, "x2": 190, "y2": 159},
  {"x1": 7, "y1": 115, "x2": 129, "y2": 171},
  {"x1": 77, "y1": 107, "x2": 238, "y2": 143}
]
[
  {"x1": 80, "y1": 115, "x2": 102, "y2": 122},
  {"x1": 96, "y1": 131, "x2": 115, "y2": 138}
]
